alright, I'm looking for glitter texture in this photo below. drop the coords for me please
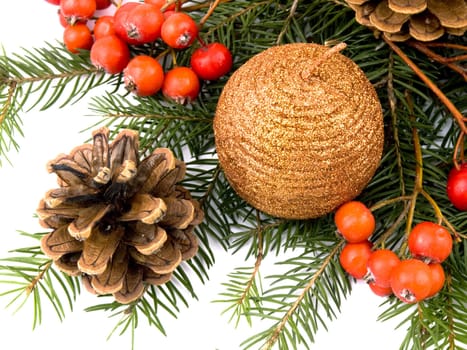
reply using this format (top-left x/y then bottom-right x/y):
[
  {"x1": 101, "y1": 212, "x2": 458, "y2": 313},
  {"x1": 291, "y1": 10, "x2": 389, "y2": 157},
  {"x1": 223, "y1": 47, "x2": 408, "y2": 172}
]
[{"x1": 213, "y1": 43, "x2": 384, "y2": 219}]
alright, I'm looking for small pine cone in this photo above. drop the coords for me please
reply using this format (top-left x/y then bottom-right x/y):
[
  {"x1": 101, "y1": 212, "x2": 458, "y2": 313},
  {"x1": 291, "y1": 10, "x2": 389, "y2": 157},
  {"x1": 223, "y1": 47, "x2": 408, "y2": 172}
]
[
  {"x1": 345, "y1": 0, "x2": 467, "y2": 41},
  {"x1": 38, "y1": 127, "x2": 204, "y2": 304}
]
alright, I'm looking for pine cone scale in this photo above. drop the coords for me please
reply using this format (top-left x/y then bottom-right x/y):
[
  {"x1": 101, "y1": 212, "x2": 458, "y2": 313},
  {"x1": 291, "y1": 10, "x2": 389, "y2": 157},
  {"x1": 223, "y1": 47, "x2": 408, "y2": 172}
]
[
  {"x1": 40, "y1": 226, "x2": 83, "y2": 260},
  {"x1": 370, "y1": 0, "x2": 410, "y2": 33},
  {"x1": 77, "y1": 225, "x2": 125, "y2": 275},
  {"x1": 90, "y1": 244, "x2": 128, "y2": 294},
  {"x1": 143, "y1": 269, "x2": 173, "y2": 286},
  {"x1": 409, "y1": 12, "x2": 444, "y2": 41},
  {"x1": 113, "y1": 264, "x2": 145, "y2": 304},
  {"x1": 131, "y1": 226, "x2": 168, "y2": 255},
  {"x1": 388, "y1": 0, "x2": 427, "y2": 14},
  {"x1": 129, "y1": 239, "x2": 182, "y2": 275},
  {"x1": 91, "y1": 127, "x2": 110, "y2": 178},
  {"x1": 55, "y1": 252, "x2": 82, "y2": 276},
  {"x1": 118, "y1": 194, "x2": 168, "y2": 224},
  {"x1": 427, "y1": 0, "x2": 467, "y2": 28},
  {"x1": 159, "y1": 197, "x2": 195, "y2": 230},
  {"x1": 68, "y1": 203, "x2": 111, "y2": 240}
]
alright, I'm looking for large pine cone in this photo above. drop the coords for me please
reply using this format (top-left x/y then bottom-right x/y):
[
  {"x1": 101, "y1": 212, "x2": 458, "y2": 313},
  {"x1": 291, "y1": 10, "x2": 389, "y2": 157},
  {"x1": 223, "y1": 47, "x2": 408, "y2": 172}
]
[
  {"x1": 37, "y1": 127, "x2": 203, "y2": 304},
  {"x1": 345, "y1": 0, "x2": 467, "y2": 41}
]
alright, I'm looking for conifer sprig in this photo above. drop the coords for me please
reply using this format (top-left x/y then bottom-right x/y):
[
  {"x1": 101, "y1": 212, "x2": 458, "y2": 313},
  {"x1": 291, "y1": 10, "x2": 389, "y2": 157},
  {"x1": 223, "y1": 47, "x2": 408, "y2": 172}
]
[
  {"x1": 0, "y1": 42, "x2": 116, "y2": 164},
  {"x1": 0, "y1": 232, "x2": 80, "y2": 328}
]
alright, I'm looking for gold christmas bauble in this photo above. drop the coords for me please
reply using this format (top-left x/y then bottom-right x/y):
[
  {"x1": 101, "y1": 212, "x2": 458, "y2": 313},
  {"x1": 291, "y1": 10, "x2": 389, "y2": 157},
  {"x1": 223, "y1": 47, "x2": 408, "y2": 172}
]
[{"x1": 213, "y1": 43, "x2": 384, "y2": 219}]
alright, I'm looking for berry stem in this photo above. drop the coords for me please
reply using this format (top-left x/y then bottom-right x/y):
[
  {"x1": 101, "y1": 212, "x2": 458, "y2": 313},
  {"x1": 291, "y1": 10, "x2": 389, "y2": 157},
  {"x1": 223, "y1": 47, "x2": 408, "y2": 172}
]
[
  {"x1": 170, "y1": 48, "x2": 178, "y2": 67},
  {"x1": 407, "y1": 95, "x2": 464, "y2": 243},
  {"x1": 369, "y1": 195, "x2": 412, "y2": 212},
  {"x1": 453, "y1": 131, "x2": 465, "y2": 170},
  {"x1": 404, "y1": 93, "x2": 422, "y2": 243},
  {"x1": 419, "y1": 189, "x2": 463, "y2": 241},
  {"x1": 196, "y1": 34, "x2": 207, "y2": 47},
  {"x1": 161, "y1": 0, "x2": 181, "y2": 12},
  {"x1": 371, "y1": 201, "x2": 410, "y2": 250},
  {"x1": 155, "y1": 48, "x2": 171, "y2": 61}
]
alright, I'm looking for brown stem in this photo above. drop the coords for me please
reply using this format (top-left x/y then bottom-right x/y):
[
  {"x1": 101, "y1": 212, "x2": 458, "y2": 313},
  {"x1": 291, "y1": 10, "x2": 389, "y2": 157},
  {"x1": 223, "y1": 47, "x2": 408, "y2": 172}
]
[
  {"x1": 372, "y1": 201, "x2": 411, "y2": 250},
  {"x1": 401, "y1": 93, "x2": 422, "y2": 252},
  {"x1": 238, "y1": 211, "x2": 264, "y2": 305},
  {"x1": 407, "y1": 40, "x2": 467, "y2": 81},
  {"x1": 387, "y1": 51, "x2": 407, "y2": 196},
  {"x1": 422, "y1": 43, "x2": 467, "y2": 51},
  {"x1": 198, "y1": 0, "x2": 222, "y2": 29},
  {"x1": 5, "y1": 69, "x2": 94, "y2": 85},
  {"x1": 444, "y1": 54, "x2": 467, "y2": 63},
  {"x1": 445, "y1": 269, "x2": 456, "y2": 350},
  {"x1": 383, "y1": 37, "x2": 467, "y2": 135},
  {"x1": 198, "y1": 165, "x2": 221, "y2": 207},
  {"x1": 369, "y1": 195, "x2": 412, "y2": 212},
  {"x1": 160, "y1": 0, "x2": 181, "y2": 12},
  {"x1": 276, "y1": 0, "x2": 300, "y2": 44},
  {"x1": 25, "y1": 261, "x2": 52, "y2": 295},
  {"x1": 0, "y1": 81, "x2": 16, "y2": 130},
  {"x1": 453, "y1": 131, "x2": 465, "y2": 169},
  {"x1": 182, "y1": 0, "x2": 230, "y2": 12}
]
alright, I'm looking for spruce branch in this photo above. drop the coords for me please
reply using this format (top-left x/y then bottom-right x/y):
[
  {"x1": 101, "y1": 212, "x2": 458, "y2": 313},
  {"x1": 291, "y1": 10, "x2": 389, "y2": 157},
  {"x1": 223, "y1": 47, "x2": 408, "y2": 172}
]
[
  {"x1": 238, "y1": 238, "x2": 348, "y2": 350},
  {"x1": 258, "y1": 242, "x2": 344, "y2": 350},
  {"x1": 0, "y1": 42, "x2": 115, "y2": 163},
  {"x1": 0, "y1": 232, "x2": 80, "y2": 328},
  {"x1": 214, "y1": 210, "x2": 265, "y2": 326}
]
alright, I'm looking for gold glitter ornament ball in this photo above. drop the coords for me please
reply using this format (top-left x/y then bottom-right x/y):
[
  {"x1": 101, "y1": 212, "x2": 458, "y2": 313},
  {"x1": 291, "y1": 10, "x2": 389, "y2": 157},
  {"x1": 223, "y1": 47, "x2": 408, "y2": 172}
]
[{"x1": 213, "y1": 43, "x2": 384, "y2": 219}]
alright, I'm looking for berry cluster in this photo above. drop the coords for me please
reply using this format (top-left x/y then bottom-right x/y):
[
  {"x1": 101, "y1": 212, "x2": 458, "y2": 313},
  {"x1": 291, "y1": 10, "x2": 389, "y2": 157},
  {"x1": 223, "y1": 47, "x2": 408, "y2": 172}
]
[
  {"x1": 335, "y1": 201, "x2": 453, "y2": 304},
  {"x1": 45, "y1": 0, "x2": 233, "y2": 102}
]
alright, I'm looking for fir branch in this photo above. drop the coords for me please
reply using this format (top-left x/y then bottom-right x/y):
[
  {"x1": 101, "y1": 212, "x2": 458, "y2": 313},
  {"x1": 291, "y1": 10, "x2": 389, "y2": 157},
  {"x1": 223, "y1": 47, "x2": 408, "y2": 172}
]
[
  {"x1": 0, "y1": 232, "x2": 80, "y2": 328},
  {"x1": 85, "y1": 266, "x2": 203, "y2": 345},
  {"x1": 214, "y1": 210, "x2": 265, "y2": 326},
  {"x1": 0, "y1": 42, "x2": 116, "y2": 163},
  {"x1": 260, "y1": 242, "x2": 344, "y2": 350},
  {"x1": 215, "y1": 265, "x2": 264, "y2": 327},
  {"x1": 240, "y1": 239, "x2": 348, "y2": 350}
]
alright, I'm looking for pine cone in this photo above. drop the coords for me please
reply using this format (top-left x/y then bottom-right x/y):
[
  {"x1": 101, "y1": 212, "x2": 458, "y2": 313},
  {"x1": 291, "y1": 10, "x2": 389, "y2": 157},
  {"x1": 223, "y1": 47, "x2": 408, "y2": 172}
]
[
  {"x1": 345, "y1": 0, "x2": 467, "y2": 41},
  {"x1": 37, "y1": 127, "x2": 204, "y2": 304}
]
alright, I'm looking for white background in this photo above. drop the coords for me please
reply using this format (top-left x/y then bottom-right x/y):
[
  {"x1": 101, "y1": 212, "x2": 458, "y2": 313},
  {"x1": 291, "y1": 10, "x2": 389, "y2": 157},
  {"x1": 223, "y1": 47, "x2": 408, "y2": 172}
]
[{"x1": 0, "y1": 2, "x2": 407, "y2": 349}]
